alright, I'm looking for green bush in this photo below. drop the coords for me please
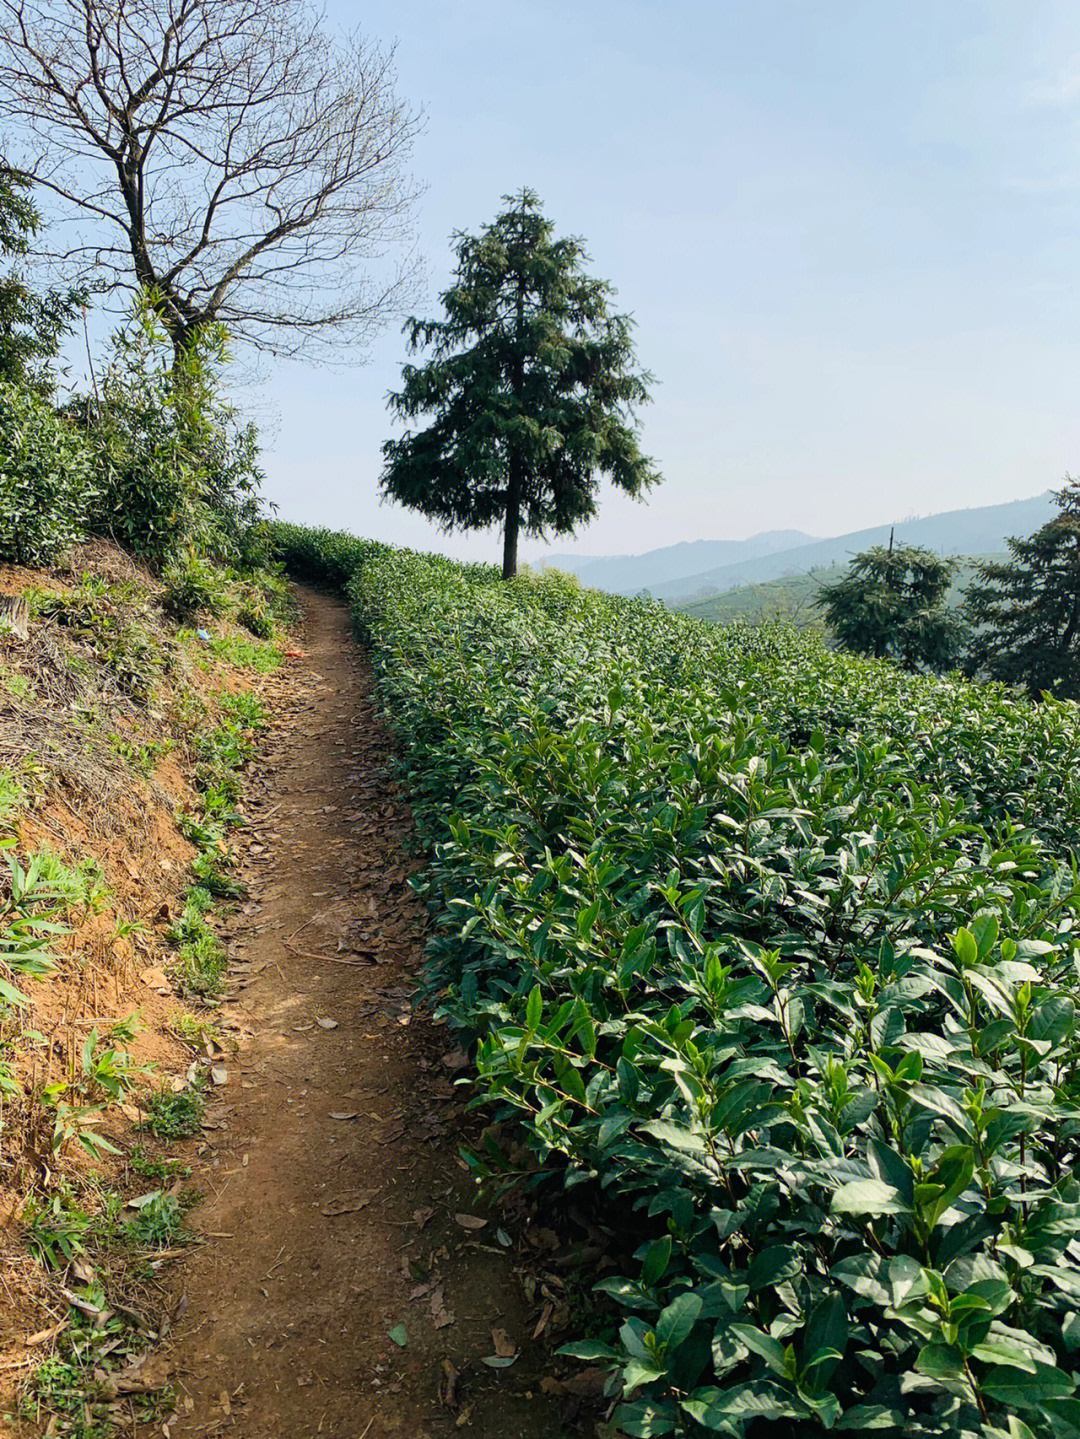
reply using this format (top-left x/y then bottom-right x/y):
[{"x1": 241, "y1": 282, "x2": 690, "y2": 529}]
[
  {"x1": 72, "y1": 302, "x2": 264, "y2": 571},
  {"x1": 161, "y1": 552, "x2": 229, "y2": 620},
  {"x1": 281, "y1": 524, "x2": 1080, "y2": 1439},
  {"x1": 0, "y1": 381, "x2": 94, "y2": 564}
]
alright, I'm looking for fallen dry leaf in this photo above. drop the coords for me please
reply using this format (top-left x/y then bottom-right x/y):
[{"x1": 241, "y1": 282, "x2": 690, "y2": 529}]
[
  {"x1": 412, "y1": 1206, "x2": 435, "y2": 1228},
  {"x1": 453, "y1": 1213, "x2": 486, "y2": 1231},
  {"x1": 316, "y1": 1016, "x2": 339, "y2": 1029},
  {"x1": 429, "y1": 1284, "x2": 455, "y2": 1330},
  {"x1": 321, "y1": 1190, "x2": 378, "y2": 1217},
  {"x1": 328, "y1": 1110, "x2": 358, "y2": 1121},
  {"x1": 440, "y1": 1358, "x2": 459, "y2": 1409},
  {"x1": 491, "y1": 1326, "x2": 516, "y2": 1358}
]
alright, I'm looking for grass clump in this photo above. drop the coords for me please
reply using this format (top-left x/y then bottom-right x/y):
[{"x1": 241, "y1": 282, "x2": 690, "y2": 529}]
[
  {"x1": 127, "y1": 1143, "x2": 191, "y2": 1183},
  {"x1": 140, "y1": 1082, "x2": 205, "y2": 1141},
  {"x1": 168, "y1": 888, "x2": 227, "y2": 996},
  {"x1": 0, "y1": 769, "x2": 26, "y2": 824},
  {"x1": 160, "y1": 552, "x2": 230, "y2": 621},
  {"x1": 33, "y1": 849, "x2": 111, "y2": 913},
  {"x1": 203, "y1": 632, "x2": 280, "y2": 671}
]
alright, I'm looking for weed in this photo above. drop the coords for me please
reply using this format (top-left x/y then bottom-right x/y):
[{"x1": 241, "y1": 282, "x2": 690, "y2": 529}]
[
  {"x1": 125, "y1": 1190, "x2": 194, "y2": 1248},
  {"x1": 215, "y1": 688, "x2": 267, "y2": 728},
  {"x1": 0, "y1": 850, "x2": 72, "y2": 1007},
  {"x1": 161, "y1": 553, "x2": 230, "y2": 621},
  {"x1": 0, "y1": 667, "x2": 32, "y2": 700},
  {"x1": 190, "y1": 852, "x2": 244, "y2": 900},
  {"x1": 167, "y1": 1010, "x2": 219, "y2": 1048},
  {"x1": 0, "y1": 769, "x2": 25, "y2": 825},
  {"x1": 127, "y1": 1143, "x2": 191, "y2": 1183},
  {"x1": 33, "y1": 849, "x2": 111, "y2": 913},
  {"x1": 21, "y1": 1353, "x2": 111, "y2": 1437},
  {"x1": 108, "y1": 733, "x2": 175, "y2": 778},
  {"x1": 23, "y1": 1189, "x2": 93, "y2": 1269},
  {"x1": 204, "y1": 632, "x2": 280, "y2": 672},
  {"x1": 112, "y1": 914, "x2": 147, "y2": 941},
  {"x1": 43, "y1": 1022, "x2": 152, "y2": 1157},
  {"x1": 141, "y1": 1083, "x2": 205, "y2": 1141},
  {"x1": 178, "y1": 924, "x2": 228, "y2": 994}
]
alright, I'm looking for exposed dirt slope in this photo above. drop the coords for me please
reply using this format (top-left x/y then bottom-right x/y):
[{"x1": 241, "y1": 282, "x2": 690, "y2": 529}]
[{"x1": 166, "y1": 588, "x2": 572, "y2": 1439}]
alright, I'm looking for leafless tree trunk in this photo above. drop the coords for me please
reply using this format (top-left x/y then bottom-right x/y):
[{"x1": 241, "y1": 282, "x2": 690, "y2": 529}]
[{"x1": 0, "y1": 0, "x2": 422, "y2": 362}]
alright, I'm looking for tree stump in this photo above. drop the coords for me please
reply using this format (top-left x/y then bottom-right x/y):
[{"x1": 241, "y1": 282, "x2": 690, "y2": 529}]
[{"x1": 0, "y1": 595, "x2": 29, "y2": 640}]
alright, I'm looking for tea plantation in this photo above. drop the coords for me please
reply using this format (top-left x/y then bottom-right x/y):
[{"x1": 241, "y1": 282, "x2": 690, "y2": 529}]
[{"x1": 277, "y1": 522, "x2": 1080, "y2": 1439}]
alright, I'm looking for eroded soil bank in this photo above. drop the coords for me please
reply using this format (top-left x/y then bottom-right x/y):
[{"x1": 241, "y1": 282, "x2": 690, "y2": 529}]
[{"x1": 164, "y1": 588, "x2": 574, "y2": 1439}]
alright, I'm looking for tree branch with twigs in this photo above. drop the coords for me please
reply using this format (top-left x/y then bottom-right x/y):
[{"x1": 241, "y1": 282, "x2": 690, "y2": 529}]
[{"x1": 0, "y1": 0, "x2": 422, "y2": 362}]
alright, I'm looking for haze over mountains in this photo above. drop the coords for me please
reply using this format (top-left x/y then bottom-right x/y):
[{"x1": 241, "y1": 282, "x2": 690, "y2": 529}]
[
  {"x1": 544, "y1": 492, "x2": 1057, "y2": 603},
  {"x1": 542, "y1": 530, "x2": 816, "y2": 596}
]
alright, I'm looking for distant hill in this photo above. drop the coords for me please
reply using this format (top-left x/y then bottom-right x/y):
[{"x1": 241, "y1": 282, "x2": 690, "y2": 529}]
[
  {"x1": 540, "y1": 529, "x2": 815, "y2": 595},
  {"x1": 649, "y1": 492, "x2": 1057, "y2": 604},
  {"x1": 680, "y1": 554, "x2": 1007, "y2": 629}
]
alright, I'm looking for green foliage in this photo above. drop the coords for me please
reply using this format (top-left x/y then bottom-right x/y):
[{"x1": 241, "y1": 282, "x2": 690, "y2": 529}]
[
  {"x1": 43, "y1": 1020, "x2": 152, "y2": 1158},
  {"x1": 0, "y1": 849, "x2": 77, "y2": 1009},
  {"x1": 270, "y1": 522, "x2": 392, "y2": 588},
  {"x1": 168, "y1": 886, "x2": 227, "y2": 995},
  {"x1": 382, "y1": 189, "x2": 659, "y2": 577},
  {"x1": 31, "y1": 579, "x2": 167, "y2": 704},
  {"x1": 964, "y1": 479, "x2": 1080, "y2": 698},
  {"x1": 72, "y1": 299, "x2": 264, "y2": 571},
  {"x1": 285, "y1": 522, "x2": 1080, "y2": 1438},
  {"x1": 0, "y1": 167, "x2": 84, "y2": 395},
  {"x1": 0, "y1": 380, "x2": 95, "y2": 564},
  {"x1": 0, "y1": 770, "x2": 26, "y2": 825},
  {"x1": 160, "y1": 551, "x2": 231, "y2": 620},
  {"x1": 817, "y1": 541, "x2": 966, "y2": 671},
  {"x1": 141, "y1": 1082, "x2": 205, "y2": 1141},
  {"x1": 186, "y1": 629, "x2": 281, "y2": 672}
]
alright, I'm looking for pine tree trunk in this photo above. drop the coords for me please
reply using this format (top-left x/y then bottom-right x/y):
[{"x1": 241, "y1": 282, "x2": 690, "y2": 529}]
[{"x1": 502, "y1": 457, "x2": 521, "y2": 579}]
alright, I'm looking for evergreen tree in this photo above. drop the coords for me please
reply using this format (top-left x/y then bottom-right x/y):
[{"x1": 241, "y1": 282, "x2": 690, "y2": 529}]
[
  {"x1": 817, "y1": 538, "x2": 964, "y2": 671},
  {"x1": 0, "y1": 167, "x2": 82, "y2": 393},
  {"x1": 381, "y1": 190, "x2": 659, "y2": 577},
  {"x1": 964, "y1": 480, "x2": 1080, "y2": 698}
]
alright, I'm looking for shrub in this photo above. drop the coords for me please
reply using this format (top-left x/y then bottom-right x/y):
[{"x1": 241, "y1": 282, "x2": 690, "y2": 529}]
[
  {"x1": 0, "y1": 381, "x2": 94, "y2": 564},
  {"x1": 161, "y1": 552, "x2": 230, "y2": 621},
  {"x1": 73, "y1": 301, "x2": 264, "y2": 571}
]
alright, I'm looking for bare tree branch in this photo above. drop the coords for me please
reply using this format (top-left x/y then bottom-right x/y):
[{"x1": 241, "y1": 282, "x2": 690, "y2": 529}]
[{"x1": 0, "y1": 0, "x2": 422, "y2": 360}]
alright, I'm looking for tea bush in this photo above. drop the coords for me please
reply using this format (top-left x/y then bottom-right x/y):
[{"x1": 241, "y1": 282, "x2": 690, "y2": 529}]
[{"x1": 279, "y1": 524, "x2": 1080, "y2": 1439}]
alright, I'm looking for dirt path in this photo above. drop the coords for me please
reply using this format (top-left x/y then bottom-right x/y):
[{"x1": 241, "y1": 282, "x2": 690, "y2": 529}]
[{"x1": 166, "y1": 589, "x2": 569, "y2": 1439}]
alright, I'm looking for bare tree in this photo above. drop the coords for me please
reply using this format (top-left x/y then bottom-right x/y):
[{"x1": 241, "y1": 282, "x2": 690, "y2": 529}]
[{"x1": 0, "y1": 0, "x2": 421, "y2": 361}]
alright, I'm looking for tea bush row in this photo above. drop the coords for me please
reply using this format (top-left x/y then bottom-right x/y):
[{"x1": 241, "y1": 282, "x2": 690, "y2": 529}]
[{"x1": 277, "y1": 524, "x2": 1080, "y2": 1439}]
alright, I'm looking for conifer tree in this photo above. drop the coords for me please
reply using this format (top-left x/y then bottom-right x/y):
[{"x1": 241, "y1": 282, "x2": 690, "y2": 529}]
[
  {"x1": 817, "y1": 537, "x2": 964, "y2": 671},
  {"x1": 381, "y1": 190, "x2": 659, "y2": 578},
  {"x1": 964, "y1": 480, "x2": 1080, "y2": 698}
]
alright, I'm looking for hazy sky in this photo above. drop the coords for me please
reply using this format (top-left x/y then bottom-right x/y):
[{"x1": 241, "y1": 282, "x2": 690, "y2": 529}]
[{"x1": 255, "y1": 0, "x2": 1080, "y2": 564}]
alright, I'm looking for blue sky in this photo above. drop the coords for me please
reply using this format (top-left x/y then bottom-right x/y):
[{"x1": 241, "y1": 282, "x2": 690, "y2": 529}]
[{"x1": 257, "y1": 0, "x2": 1080, "y2": 563}]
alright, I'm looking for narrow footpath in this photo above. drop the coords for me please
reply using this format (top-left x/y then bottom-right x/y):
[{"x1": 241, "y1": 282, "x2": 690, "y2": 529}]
[{"x1": 166, "y1": 589, "x2": 569, "y2": 1439}]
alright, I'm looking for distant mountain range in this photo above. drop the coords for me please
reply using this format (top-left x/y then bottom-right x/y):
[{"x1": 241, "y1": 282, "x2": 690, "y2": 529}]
[
  {"x1": 540, "y1": 530, "x2": 816, "y2": 596},
  {"x1": 541, "y1": 493, "x2": 1057, "y2": 603}
]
